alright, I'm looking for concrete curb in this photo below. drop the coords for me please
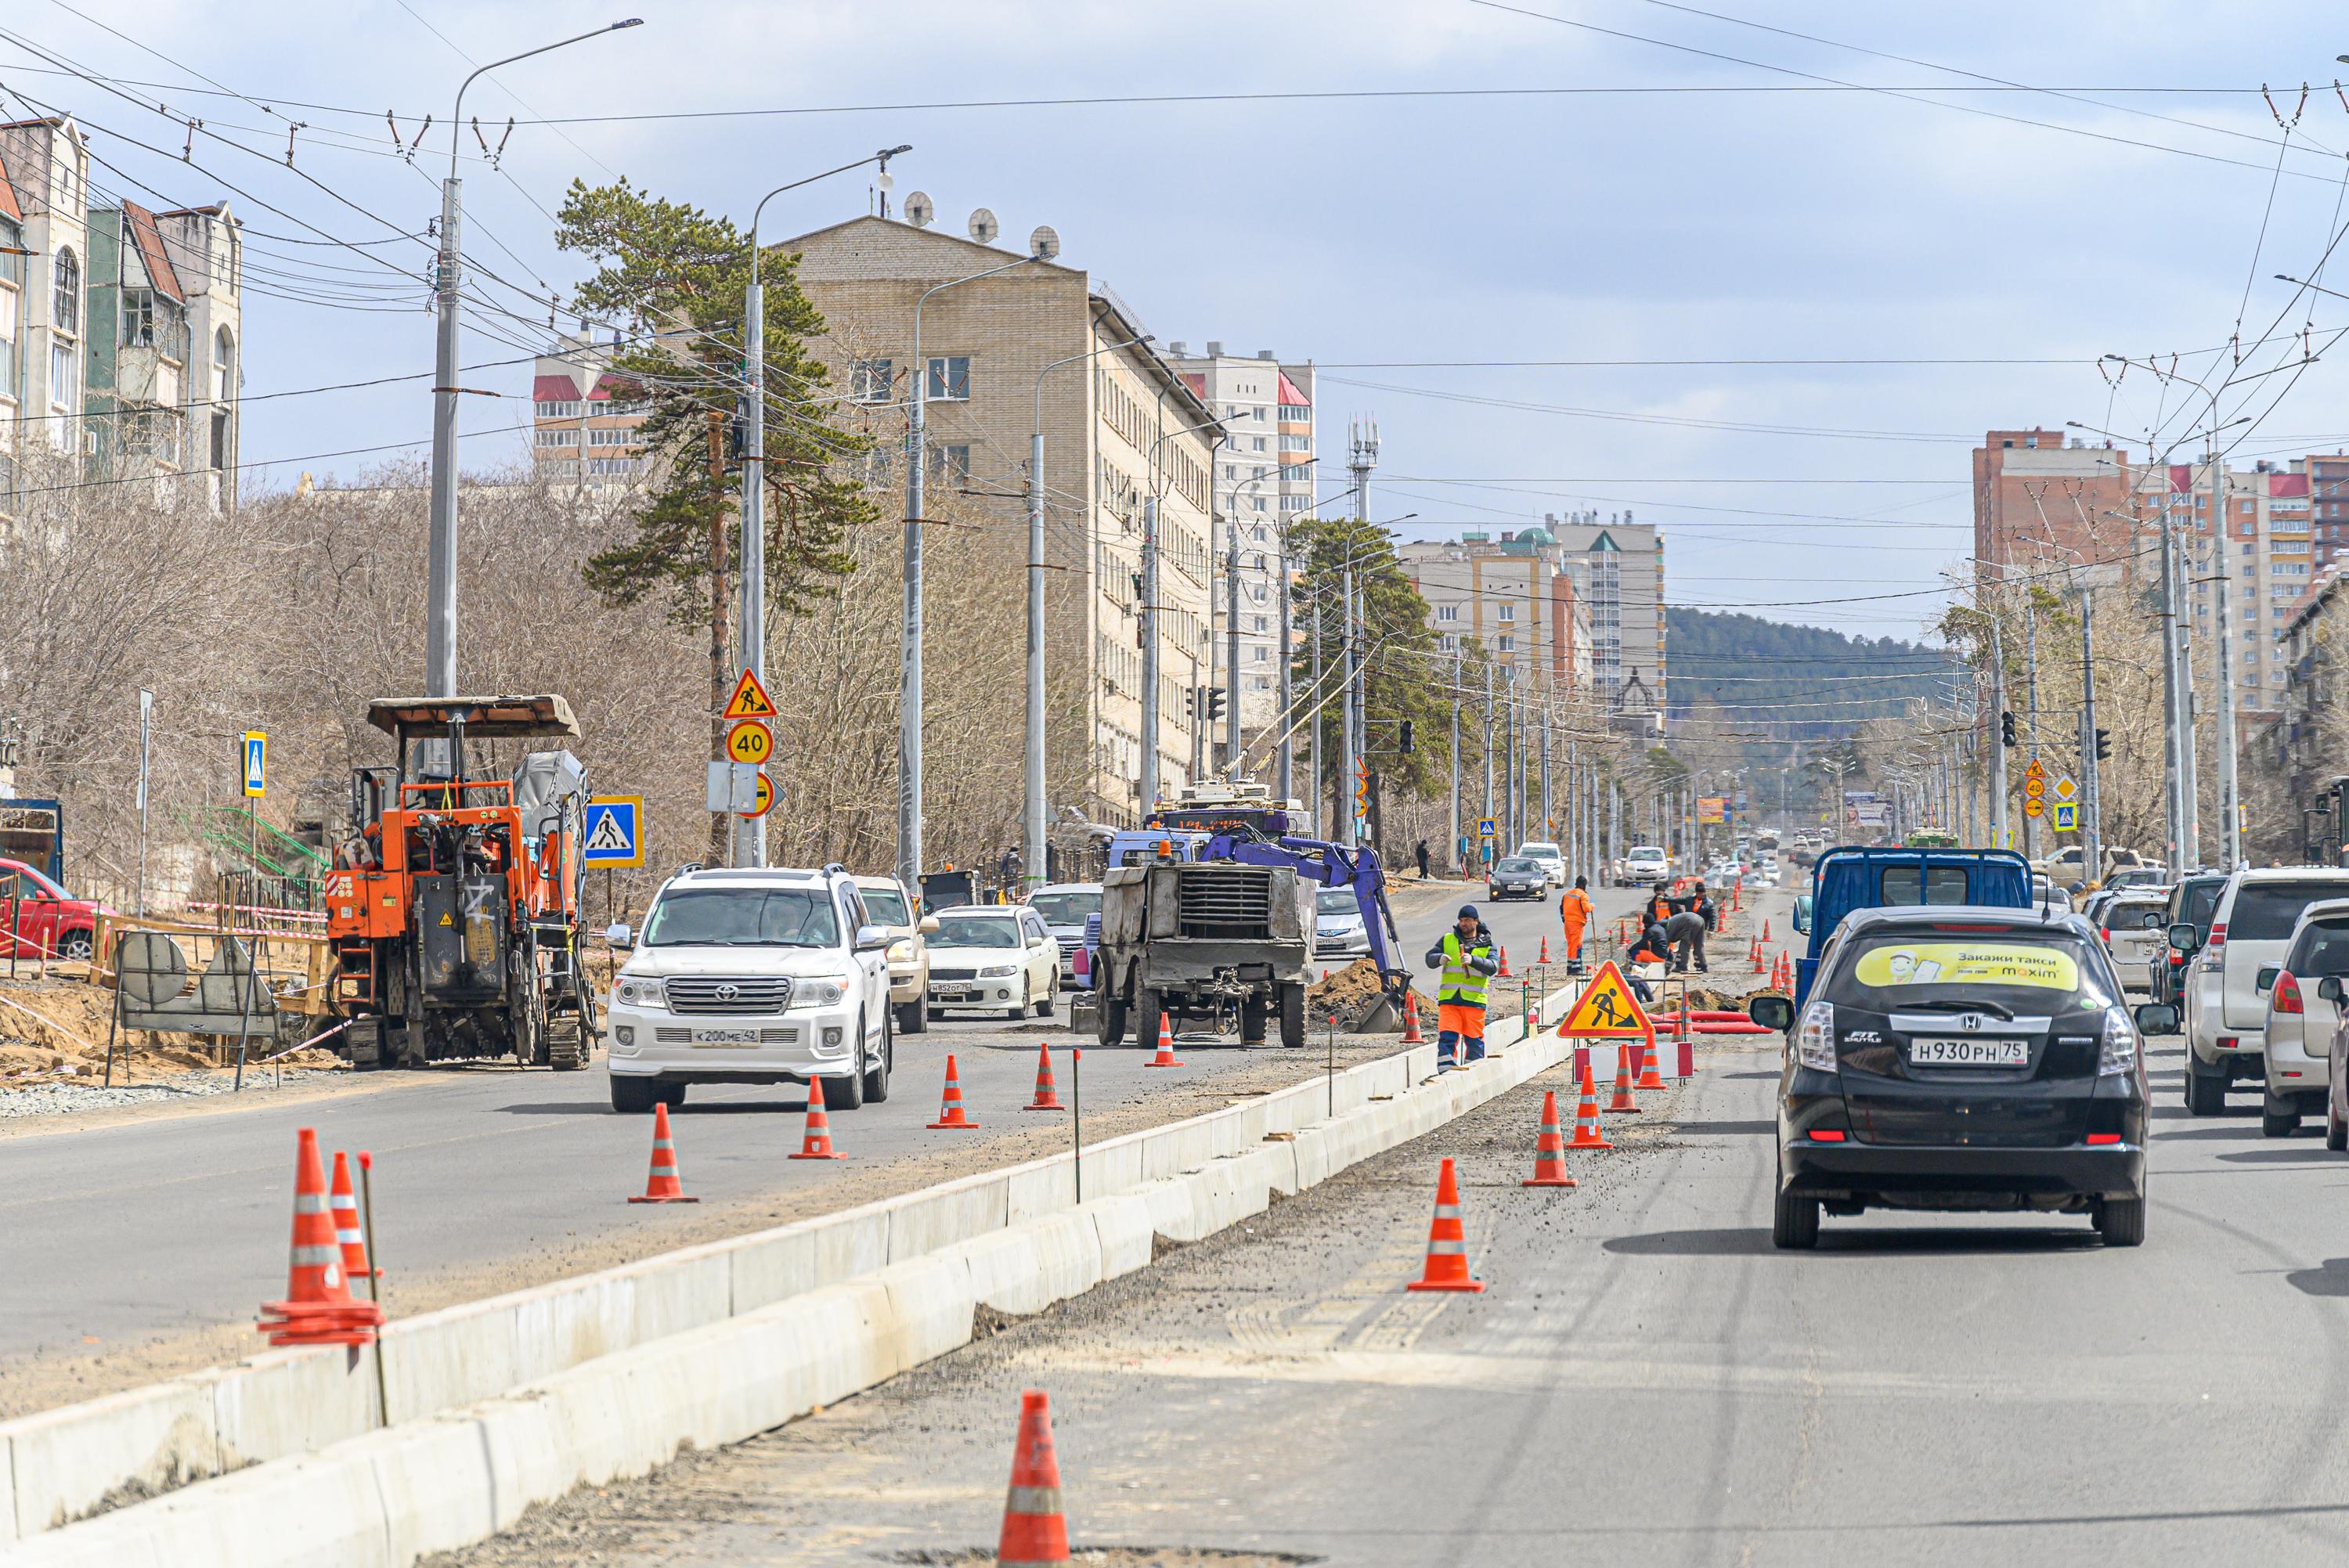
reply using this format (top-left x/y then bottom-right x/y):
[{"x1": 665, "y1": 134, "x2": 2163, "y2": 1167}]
[{"x1": 2, "y1": 982, "x2": 1601, "y2": 1560}]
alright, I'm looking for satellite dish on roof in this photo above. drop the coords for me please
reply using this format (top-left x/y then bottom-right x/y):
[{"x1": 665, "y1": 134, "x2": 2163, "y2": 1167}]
[
  {"x1": 1028, "y1": 224, "x2": 1059, "y2": 261},
  {"x1": 968, "y1": 207, "x2": 998, "y2": 244},
  {"x1": 904, "y1": 191, "x2": 933, "y2": 229}
]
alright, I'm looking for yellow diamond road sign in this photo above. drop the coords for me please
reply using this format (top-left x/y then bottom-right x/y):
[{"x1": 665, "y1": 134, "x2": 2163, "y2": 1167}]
[{"x1": 2054, "y1": 775, "x2": 2077, "y2": 801}]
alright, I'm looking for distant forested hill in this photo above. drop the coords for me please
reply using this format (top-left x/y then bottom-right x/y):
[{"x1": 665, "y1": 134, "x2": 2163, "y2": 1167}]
[{"x1": 1664, "y1": 607, "x2": 1954, "y2": 740}]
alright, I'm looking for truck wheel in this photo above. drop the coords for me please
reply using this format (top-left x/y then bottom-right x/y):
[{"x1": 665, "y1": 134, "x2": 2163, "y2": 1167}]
[
  {"x1": 1096, "y1": 989, "x2": 1129, "y2": 1047},
  {"x1": 1134, "y1": 988, "x2": 1165, "y2": 1050},
  {"x1": 609, "y1": 1075, "x2": 657, "y2": 1114},
  {"x1": 1277, "y1": 981, "x2": 1307, "y2": 1050},
  {"x1": 1239, "y1": 991, "x2": 1269, "y2": 1046}
]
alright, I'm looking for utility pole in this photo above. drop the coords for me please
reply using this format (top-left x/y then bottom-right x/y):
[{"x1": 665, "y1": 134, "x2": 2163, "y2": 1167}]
[
  {"x1": 428, "y1": 20, "x2": 640, "y2": 701},
  {"x1": 1449, "y1": 648, "x2": 1462, "y2": 875},
  {"x1": 2176, "y1": 499, "x2": 2201, "y2": 866},
  {"x1": 2210, "y1": 449, "x2": 2242, "y2": 867},
  {"x1": 1225, "y1": 517, "x2": 1241, "y2": 774},
  {"x1": 1276, "y1": 521, "x2": 1295, "y2": 804},
  {"x1": 1308, "y1": 600, "x2": 1322, "y2": 831},
  {"x1": 1482, "y1": 661, "x2": 1496, "y2": 856},
  {"x1": 2154, "y1": 489, "x2": 2183, "y2": 867},
  {"x1": 1340, "y1": 416, "x2": 1377, "y2": 849},
  {"x1": 2023, "y1": 602, "x2": 2040, "y2": 864},
  {"x1": 1139, "y1": 494, "x2": 1161, "y2": 811},
  {"x1": 1987, "y1": 614, "x2": 2007, "y2": 850},
  {"x1": 2079, "y1": 568, "x2": 2102, "y2": 880}
]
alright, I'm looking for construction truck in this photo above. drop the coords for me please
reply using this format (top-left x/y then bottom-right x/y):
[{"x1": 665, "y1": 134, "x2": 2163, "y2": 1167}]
[
  {"x1": 323, "y1": 696, "x2": 595, "y2": 1070},
  {"x1": 1090, "y1": 781, "x2": 1409, "y2": 1049}
]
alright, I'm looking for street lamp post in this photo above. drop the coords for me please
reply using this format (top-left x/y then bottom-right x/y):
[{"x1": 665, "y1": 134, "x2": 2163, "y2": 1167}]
[
  {"x1": 428, "y1": 19, "x2": 640, "y2": 700},
  {"x1": 735, "y1": 146, "x2": 909, "y2": 867},
  {"x1": 1138, "y1": 412, "x2": 1232, "y2": 812},
  {"x1": 900, "y1": 242, "x2": 1052, "y2": 895},
  {"x1": 1026, "y1": 332, "x2": 1147, "y2": 890}
]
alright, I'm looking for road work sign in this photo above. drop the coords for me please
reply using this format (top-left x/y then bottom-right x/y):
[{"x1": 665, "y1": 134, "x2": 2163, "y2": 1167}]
[
  {"x1": 2052, "y1": 801, "x2": 2078, "y2": 832},
  {"x1": 721, "y1": 667, "x2": 778, "y2": 720},
  {"x1": 725, "y1": 719, "x2": 774, "y2": 766},
  {"x1": 241, "y1": 731, "x2": 266, "y2": 797},
  {"x1": 1560, "y1": 960, "x2": 1651, "y2": 1037},
  {"x1": 583, "y1": 795, "x2": 644, "y2": 867}
]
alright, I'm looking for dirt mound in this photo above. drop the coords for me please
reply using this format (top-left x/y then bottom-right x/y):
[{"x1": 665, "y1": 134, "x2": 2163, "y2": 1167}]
[
  {"x1": 0, "y1": 975, "x2": 342, "y2": 1087},
  {"x1": 1304, "y1": 958, "x2": 1420, "y2": 1033}
]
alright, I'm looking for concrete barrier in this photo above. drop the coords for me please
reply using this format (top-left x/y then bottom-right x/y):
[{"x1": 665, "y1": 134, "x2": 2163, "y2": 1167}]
[{"x1": 2, "y1": 975, "x2": 1593, "y2": 1557}]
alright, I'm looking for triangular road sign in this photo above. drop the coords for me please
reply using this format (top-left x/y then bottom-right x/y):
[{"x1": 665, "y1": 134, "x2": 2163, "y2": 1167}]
[
  {"x1": 1560, "y1": 960, "x2": 1651, "y2": 1037},
  {"x1": 722, "y1": 667, "x2": 778, "y2": 720}
]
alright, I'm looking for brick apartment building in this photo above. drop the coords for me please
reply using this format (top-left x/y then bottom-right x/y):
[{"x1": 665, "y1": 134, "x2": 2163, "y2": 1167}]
[{"x1": 1972, "y1": 426, "x2": 2135, "y2": 575}]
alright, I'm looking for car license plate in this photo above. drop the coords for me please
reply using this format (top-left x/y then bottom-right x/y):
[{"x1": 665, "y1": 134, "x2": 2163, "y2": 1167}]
[
  {"x1": 692, "y1": 1029, "x2": 761, "y2": 1047},
  {"x1": 935, "y1": 990, "x2": 970, "y2": 1003},
  {"x1": 1909, "y1": 1036, "x2": 2030, "y2": 1067}
]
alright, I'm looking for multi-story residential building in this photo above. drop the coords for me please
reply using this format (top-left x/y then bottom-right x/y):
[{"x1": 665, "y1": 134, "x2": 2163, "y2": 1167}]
[
  {"x1": 1165, "y1": 341, "x2": 1315, "y2": 744},
  {"x1": 781, "y1": 211, "x2": 1221, "y2": 827},
  {"x1": 1972, "y1": 427, "x2": 2134, "y2": 575},
  {"x1": 2127, "y1": 458, "x2": 2315, "y2": 719},
  {"x1": 1545, "y1": 512, "x2": 1665, "y2": 707},
  {"x1": 0, "y1": 116, "x2": 92, "y2": 507},
  {"x1": 81, "y1": 199, "x2": 243, "y2": 506},
  {"x1": 531, "y1": 330, "x2": 648, "y2": 485},
  {"x1": 2274, "y1": 561, "x2": 2347, "y2": 820},
  {"x1": 1399, "y1": 524, "x2": 1594, "y2": 703}
]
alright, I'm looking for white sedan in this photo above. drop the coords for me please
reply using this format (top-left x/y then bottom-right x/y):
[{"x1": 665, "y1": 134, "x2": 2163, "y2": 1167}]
[{"x1": 924, "y1": 906, "x2": 1060, "y2": 1022}]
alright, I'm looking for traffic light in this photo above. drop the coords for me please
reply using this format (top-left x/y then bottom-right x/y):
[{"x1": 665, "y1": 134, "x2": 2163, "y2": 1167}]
[
  {"x1": 1206, "y1": 689, "x2": 1226, "y2": 725},
  {"x1": 2000, "y1": 710, "x2": 2017, "y2": 747},
  {"x1": 1399, "y1": 718, "x2": 1416, "y2": 755},
  {"x1": 1184, "y1": 686, "x2": 1198, "y2": 720},
  {"x1": 2095, "y1": 728, "x2": 2111, "y2": 762}
]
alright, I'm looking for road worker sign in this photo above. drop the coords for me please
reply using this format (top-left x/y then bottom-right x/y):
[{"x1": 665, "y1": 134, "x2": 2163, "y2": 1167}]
[
  {"x1": 2025, "y1": 759, "x2": 2045, "y2": 782},
  {"x1": 721, "y1": 667, "x2": 778, "y2": 720},
  {"x1": 725, "y1": 719, "x2": 774, "y2": 766},
  {"x1": 1559, "y1": 960, "x2": 1651, "y2": 1037}
]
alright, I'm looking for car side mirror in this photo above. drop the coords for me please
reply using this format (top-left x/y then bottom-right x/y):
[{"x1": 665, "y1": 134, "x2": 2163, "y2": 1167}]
[
  {"x1": 604, "y1": 923, "x2": 633, "y2": 950},
  {"x1": 854, "y1": 923, "x2": 891, "y2": 953},
  {"x1": 2257, "y1": 965, "x2": 2281, "y2": 993},
  {"x1": 2322, "y1": 977, "x2": 2344, "y2": 1003},
  {"x1": 920, "y1": 915, "x2": 940, "y2": 935},
  {"x1": 2069, "y1": 881, "x2": 2087, "y2": 896},
  {"x1": 1748, "y1": 994, "x2": 1795, "y2": 1032},
  {"x1": 1792, "y1": 897, "x2": 1811, "y2": 935},
  {"x1": 2167, "y1": 922, "x2": 2199, "y2": 952},
  {"x1": 2133, "y1": 1002, "x2": 2179, "y2": 1035}
]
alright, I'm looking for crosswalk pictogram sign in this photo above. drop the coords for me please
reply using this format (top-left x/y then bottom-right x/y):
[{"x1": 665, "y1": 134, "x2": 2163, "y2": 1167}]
[{"x1": 583, "y1": 795, "x2": 644, "y2": 867}]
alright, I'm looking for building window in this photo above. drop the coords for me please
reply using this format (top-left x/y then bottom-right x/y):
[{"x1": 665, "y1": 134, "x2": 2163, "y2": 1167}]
[
  {"x1": 850, "y1": 358, "x2": 893, "y2": 403},
  {"x1": 1251, "y1": 437, "x2": 1266, "y2": 452},
  {"x1": 926, "y1": 356, "x2": 970, "y2": 401},
  {"x1": 588, "y1": 427, "x2": 637, "y2": 447},
  {"x1": 213, "y1": 326, "x2": 233, "y2": 402},
  {"x1": 586, "y1": 456, "x2": 640, "y2": 476},
  {"x1": 1497, "y1": 604, "x2": 1515, "y2": 622},
  {"x1": 49, "y1": 341, "x2": 74, "y2": 412},
  {"x1": 1279, "y1": 402, "x2": 1309, "y2": 421},
  {"x1": 121, "y1": 288, "x2": 155, "y2": 348},
  {"x1": 1251, "y1": 496, "x2": 1265, "y2": 512},
  {"x1": 1253, "y1": 647, "x2": 1268, "y2": 663},
  {"x1": 535, "y1": 427, "x2": 578, "y2": 447},
  {"x1": 1437, "y1": 604, "x2": 1458, "y2": 622},
  {"x1": 211, "y1": 411, "x2": 227, "y2": 470},
  {"x1": 1496, "y1": 635, "x2": 1515, "y2": 653},
  {"x1": 534, "y1": 399, "x2": 582, "y2": 418},
  {"x1": 926, "y1": 443, "x2": 970, "y2": 483},
  {"x1": 1254, "y1": 406, "x2": 1268, "y2": 421},
  {"x1": 1279, "y1": 434, "x2": 1309, "y2": 452},
  {"x1": 52, "y1": 247, "x2": 78, "y2": 335},
  {"x1": 1254, "y1": 615, "x2": 1267, "y2": 633}
]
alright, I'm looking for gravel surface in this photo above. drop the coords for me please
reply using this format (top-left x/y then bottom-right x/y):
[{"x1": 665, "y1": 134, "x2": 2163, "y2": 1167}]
[{"x1": 0, "y1": 1068, "x2": 345, "y2": 1119}]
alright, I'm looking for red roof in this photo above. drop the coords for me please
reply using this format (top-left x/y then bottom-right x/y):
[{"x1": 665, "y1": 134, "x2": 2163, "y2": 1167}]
[
  {"x1": 2270, "y1": 472, "x2": 2311, "y2": 498},
  {"x1": 1180, "y1": 372, "x2": 1205, "y2": 398},
  {"x1": 533, "y1": 373, "x2": 581, "y2": 402},
  {"x1": 121, "y1": 202, "x2": 184, "y2": 304},
  {"x1": 1276, "y1": 372, "x2": 1309, "y2": 406},
  {"x1": 0, "y1": 147, "x2": 19, "y2": 225}
]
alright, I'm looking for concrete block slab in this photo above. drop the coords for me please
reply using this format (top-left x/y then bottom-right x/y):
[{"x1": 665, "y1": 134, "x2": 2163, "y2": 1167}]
[
  {"x1": 1086, "y1": 1195, "x2": 1156, "y2": 1279},
  {"x1": 958, "y1": 1212, "x2": 1102, "y2": 1316},
  {"x1": 882, "y1": 1171, "x2": 1010, "y2": 1263},
  {"x1": 3, "y1": 1378, "x2": 218, "y2": 1540},
  {"x1": 873, "y1": 1253, "x2": 977, "y2": 1368},
  {"x1": 209, "y1": 1346, "x2": 378, "y2": 1472},
  {"x1": 367, "y1": 1414, "x2": 499, "y2": 1566},
  {"x1": 728, "y1": 1205, "x2": 887, "y2": 1313},
  {"x1": 1005, "y1": 1154, "x2": 1078, "y2": 1225}
]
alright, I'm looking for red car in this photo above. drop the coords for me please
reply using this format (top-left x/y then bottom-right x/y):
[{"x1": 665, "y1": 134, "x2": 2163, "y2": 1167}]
[{"x1": 0, "y1": 857, "x2": 103, "y2": 961}]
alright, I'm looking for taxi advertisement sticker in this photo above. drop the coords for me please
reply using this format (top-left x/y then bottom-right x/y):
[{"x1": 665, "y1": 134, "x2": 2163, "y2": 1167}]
[{"x1": 1853, "y1": 943, "x2": 2078, "y2": 990}]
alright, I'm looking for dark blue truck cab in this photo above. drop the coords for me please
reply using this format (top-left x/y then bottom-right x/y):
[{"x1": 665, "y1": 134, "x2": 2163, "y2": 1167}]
[{"x1": 1790, "y1": 845, "x2": 2033, "y2": 1008}]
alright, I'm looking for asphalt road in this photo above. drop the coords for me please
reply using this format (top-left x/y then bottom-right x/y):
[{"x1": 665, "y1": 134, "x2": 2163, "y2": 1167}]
[
  {"x1": 444, "y1": 911, "x2": 2349, "y2": 1568},
  {"x1": 0, "y1": 874, "x2": 1644, "y2": 1375}
]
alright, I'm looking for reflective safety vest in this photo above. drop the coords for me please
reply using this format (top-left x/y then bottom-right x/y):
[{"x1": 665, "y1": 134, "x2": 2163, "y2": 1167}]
[{"x1": 1438, "y1": 932, "x2": 1492, "y2": 1007}]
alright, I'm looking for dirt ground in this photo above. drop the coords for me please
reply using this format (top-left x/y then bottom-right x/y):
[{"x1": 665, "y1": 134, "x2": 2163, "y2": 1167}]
[{"x1": 0, "y1": 968, "x2": 345, "y2": 1087}]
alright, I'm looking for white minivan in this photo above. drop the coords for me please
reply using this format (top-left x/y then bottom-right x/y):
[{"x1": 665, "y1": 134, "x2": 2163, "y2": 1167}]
[
  {"x1": 2181, "y1": 868, "x2": 2349, "y2": 1116},
  {"x1": 2259, "y1": 897, "x2": 2349, "y2": 1137}
]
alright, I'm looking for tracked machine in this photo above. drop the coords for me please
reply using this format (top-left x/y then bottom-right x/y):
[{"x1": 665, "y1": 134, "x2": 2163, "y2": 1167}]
[{"x1": 323, "y1": 696, "x2": 595, "y2": 1070}]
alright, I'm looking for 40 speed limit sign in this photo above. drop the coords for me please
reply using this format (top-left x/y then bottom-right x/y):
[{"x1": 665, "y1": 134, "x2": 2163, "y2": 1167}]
[{"x1": 725, "y1": 719, "x2": 774, "y2": 767}]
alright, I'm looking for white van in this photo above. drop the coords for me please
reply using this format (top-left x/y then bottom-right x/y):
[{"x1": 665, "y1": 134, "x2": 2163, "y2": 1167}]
[{"x1": 2181, "y1": 868, "x2": 2349, "y2": 1115}]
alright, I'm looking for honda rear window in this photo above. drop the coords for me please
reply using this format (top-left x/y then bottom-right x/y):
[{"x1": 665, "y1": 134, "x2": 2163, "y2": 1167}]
[
  {"x1": 2227, "y1": 882, "x2": 2349, "y2": 943},
  {"x1": 1878, "y1": 865, "x2": 1972, "y2": 905},
  {"x1": 1821, "y1": 930, "x2": 2112, "y2": 1016}
]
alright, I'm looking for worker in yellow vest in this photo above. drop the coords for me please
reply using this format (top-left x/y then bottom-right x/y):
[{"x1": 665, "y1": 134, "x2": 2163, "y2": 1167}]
[{"x1": 1423, "y1": 904, "x2": 1500, "y2": 1072}]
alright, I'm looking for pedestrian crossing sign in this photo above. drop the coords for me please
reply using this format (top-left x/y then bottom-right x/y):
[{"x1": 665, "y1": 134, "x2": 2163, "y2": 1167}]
[
  {"x1": 583, "y1": 795, "x2": 644, "y2": 867},
  {"x1": 1478, "y1": 818, "x2": 1497, "y2": 839},
  {"x1": 1560, "y1": 961, "x2": 1651, "y2": 1037},
  {"x1": 2052, "y1": 801, "x2": 2078, "y2": 833}
]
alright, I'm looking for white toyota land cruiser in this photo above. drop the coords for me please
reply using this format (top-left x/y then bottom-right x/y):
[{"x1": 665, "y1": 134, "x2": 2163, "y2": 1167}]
[{"x1": 603, "y1": 864, "x2": 893, "y2": 1114}]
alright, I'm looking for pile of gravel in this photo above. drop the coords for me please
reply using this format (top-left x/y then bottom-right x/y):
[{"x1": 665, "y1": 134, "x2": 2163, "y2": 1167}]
[{"x1": 0, "y1": 1069, "x2": 336, "y2": 1119}]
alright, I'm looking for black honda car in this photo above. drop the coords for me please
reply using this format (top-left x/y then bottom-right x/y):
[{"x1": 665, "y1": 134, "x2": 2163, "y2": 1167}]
[{"x1": 1751, "y1": 904, "x2": 2152, "y2": 1249}]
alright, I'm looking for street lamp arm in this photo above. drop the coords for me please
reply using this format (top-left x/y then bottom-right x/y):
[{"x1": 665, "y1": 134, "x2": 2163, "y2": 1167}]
[
  {"x1": 750, "y1": 146, "x2": 912, "y2": 287},
  {"x1": 450, "y1": 20, "x2": 641, "y2": 178}
]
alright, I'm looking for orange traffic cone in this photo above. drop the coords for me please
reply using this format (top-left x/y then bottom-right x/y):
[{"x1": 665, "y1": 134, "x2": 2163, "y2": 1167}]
[
  {"x1": 328, "y1": 1151, "x2": 379, "y2": 1280},
  {"x1": 1521, "y1": 1090, "x2": 1578, "y2": 1188},
  {"x1": 1023, "y1": 1044, "x2": 1065, "y2": 1111},
  {"x1": 1636, "y1": 1033, "x2": 1666, "y2": 1090},
  {"x1": 1539, "y1": 936, "x2": 1550, "y2": 964},
  {"x1": 1750, "y1": 934, "x2": 1764, "y2": 972},
  {"x1": 1401, "y1": 990, "x2": 1425, "y2": 1044},
  {"x1": 997, "y1": 1389, "x2": 1072, "y2": 1566},
  {"x1": 789, "y1": 1094, "x2": 844, "y2": 1159},
  {"x1": 929, "y1": 1053, "x2": 980, "y2": 1128},
  {"x1": 1762, "y1": 918, "x2": 1772, "y2": 943},
  {"x1": 1406, "y1": 1156, "x2": 1485, "y2": 1292},
  {"x1": 258, "y1": 1127, "x2": 384, "y2": 1346},
  {"x1": 629, "y1": 1102, "x2": 700, "y2": 1202},
  {"x1": 1498, "y1": 945, "x2": 1513, "y2": 978},
  {"x1": 1608, "y1": 1042, "x2": 1641, "y2": 1113},
  {"x1": 1568, "y1": 1059, "x2": 1613, "y2": 1149},
  {"x1": 1146, "y1": 1011, "x2": 1186, "y2": 1069}
]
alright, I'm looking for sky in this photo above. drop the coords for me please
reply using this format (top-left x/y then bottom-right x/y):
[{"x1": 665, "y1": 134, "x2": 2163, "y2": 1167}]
[{"x1": 9, "y1": 0, "x2": 2349, "y2": 639}]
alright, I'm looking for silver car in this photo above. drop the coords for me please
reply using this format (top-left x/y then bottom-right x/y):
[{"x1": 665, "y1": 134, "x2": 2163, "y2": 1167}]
[
  {"x1": 2096, "y1": 892, "x2": 2171, "y2": 992},
  {"x1": 1026, "y1": 882, "x2": 1102, "y2": 989},
  {"x1": 1315, "y1": 887, "x2": 1371, "y2": 959}
]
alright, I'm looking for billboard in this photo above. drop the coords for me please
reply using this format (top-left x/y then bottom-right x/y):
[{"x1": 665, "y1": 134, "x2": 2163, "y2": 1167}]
[{"x1": 1698, "y1": 796, "x2": 1728, "y2": 825}]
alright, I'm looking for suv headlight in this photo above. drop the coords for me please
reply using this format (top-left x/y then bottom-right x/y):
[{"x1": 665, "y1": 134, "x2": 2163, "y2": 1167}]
[
  {"x1": 979, "y1": 963, "x2": 1017, "y2": 978},
  {"x1": 886, "y1": 939, "x2": 915, "y2": 963},
  {"x1": 1795, "y1": 999, "x2": 1836, "y2": 1072},
  {"x1": 615, "y1": 976, "x2": 666, "y2": 1009},
  {"x1": 788, "y1": 977, "x2": 849, "y2": 1008},
  {"x1": 2098, "y1": 1005, "x2": 2138, "y2": 1076}
]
